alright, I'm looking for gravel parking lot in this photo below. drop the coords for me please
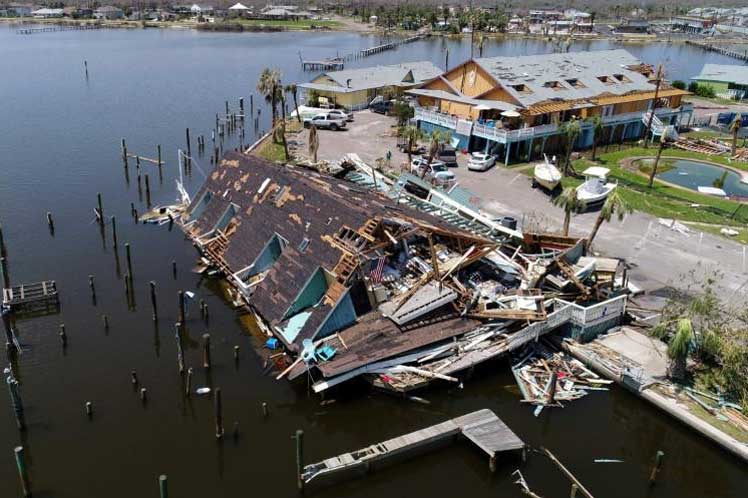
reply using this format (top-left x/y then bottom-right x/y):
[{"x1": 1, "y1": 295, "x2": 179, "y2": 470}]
[{"x1": 294, "y1": 109, "x2": 748, "y2": 300}]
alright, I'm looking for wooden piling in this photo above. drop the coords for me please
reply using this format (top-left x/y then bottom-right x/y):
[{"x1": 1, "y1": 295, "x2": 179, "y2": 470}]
[
  {"x1": 111, "y1": 216, "x2": 117, "y2": 247},
  {"x1": 88, "y1": 275, "x2": 96, "y2": 299},
  {"x1": 159, "y1": 475, "x2": 168, "y2": 498},
  {"x1": 157, "y1": 145, "x2": 162, "y2": 168},
  {"x1": 185, "y1": 128, "x2": 191, "y2": 171},
  {"x1": 296, "y1": 429, "x2": 304, "y2": 491},
  {"x1": 46, "y1": 212, "x2": 54, "y2": 232},
  {"x1": 233, "y1": 345, "x2": 239, "y2": 362},
  {"x1": 185, "y1": 367, "x2": 193, "y2": 396},
  {"x1": 131, "y1": 370, "x2": 138, "y2": 386},
  {"x1": 177, "y1": 291, "x2": 185, "y2": 323},
  {"x1": 203, "y1": 303, "x2": 209, "y2": 323},
  {"x1": 2, "y1": 256, "x2": 10, "y2": 288},
  {"x1": 97, "y1": 192, "x2": 104, "y2": 224},
  {"x1": 7, "y1": 374, "x2": 26, "y2": 431},
  {"x1": 202, "y1": 333, "x2": 211, "y2": 369},
  {"x1": 125, "y1": 243, "x2": 133, "y2": 281},
  {"x1": 250, "y1": 94, "x2": 254, "y2": 117},
  {"x1": 140, "y1": 387, "x2": 148, "y2": 403},
  {"x1": 175, "y1": 322, "x2": 185, "y2": 374},
  {"x1": 59, "y1": 324, "x2": 67, "y2": 347},
  {"x1": 14, "y1": 446, "x2": 31, "y2": 497},
  {"x1": 239, "y1": 97, "x2": 244, "y2": 117},
  {"x1": 121, "y1": 138, "x2": 128, "y2": 169},
  {"x1": 225, "y1": 100, "x2": 229, "y2": 116},
  {"x1": 0, "y1": 223, "x2": 6, "y2": 257},
  {"x1": 571, "y1": 484, "x2": 579, "y2": 498},
  {"x1": 214, "y1": 387, "x2": 224, "y2": 439},
  {"x1": 262, "y1": 402, "x2": 269, "y2": 417},
  {"x1": 233, "y1": 421, "x2": 240, "y2": 441},
  {"x1": 85, "y1": 401, "x2": 93, "y2": 418},
  {"x1": 171, "y1": 260, "x2": 177, "y2": 279},
  {"x1": 199, "y1": 299, "x2": 205, "y2": 318},
  {"x1": 149, "y1": 281, "x2": 158, "y2": 321},
  {"x1": 649, "y1": 450, "x2": 664, "y2": 484},
  {"x1": 145, "y1": 174, "x2": 151, "y2": 206}
]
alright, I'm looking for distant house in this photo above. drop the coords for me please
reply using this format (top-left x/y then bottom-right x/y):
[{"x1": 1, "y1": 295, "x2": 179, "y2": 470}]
[
  {"x1": 190, "y1": 4, "x2": 214, "y2": 15},
  {"x1": 94, "y1": 6, "x2": 124, "y2": 20},
  {"x1": 260, "y1": 7, "x2": 310, "y2": 20},
  {"x1": 672, "y1": 16, "x2": 714, "y2": 34},
  {"x1": 3, "y1": 3, "x2": 33, "y2": 16},
  {"x1": 31, "y1": 8, "x2": 64, "y2": 18},
  {"x1": 298, "y1": 61, "x2": 443, "y2": 110},
  {"x1": 614, "y1": 18, "x2": 650, "y2": 34},
  {"x1": 692, "y1": 64, "x2": 748, "y2": 100}
]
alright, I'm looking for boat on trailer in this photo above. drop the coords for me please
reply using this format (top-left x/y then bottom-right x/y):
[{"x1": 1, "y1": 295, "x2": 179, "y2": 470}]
[
  {"x1": 576, "y1": 167, "x2": 616, "y2": 208},
  {"x1": 533, "y1": 155, "x2": 562, "y2": 191}
]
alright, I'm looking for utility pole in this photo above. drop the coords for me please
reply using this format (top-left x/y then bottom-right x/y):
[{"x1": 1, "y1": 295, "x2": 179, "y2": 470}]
[{"x1": 644, "y1": 64, "x2": 664, "y2": 149}]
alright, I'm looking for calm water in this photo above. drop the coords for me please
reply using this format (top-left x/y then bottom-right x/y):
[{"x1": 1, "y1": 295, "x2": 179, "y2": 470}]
[
  {"x1": 659, "y1": 159, "x2": 748, "y2": 197},
  {"x1": 1, "y1": 26, "x2": 746, "y2": 498}
]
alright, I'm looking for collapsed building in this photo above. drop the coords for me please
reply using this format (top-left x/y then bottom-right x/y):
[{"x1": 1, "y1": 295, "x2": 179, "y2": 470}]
[{"x1": 180, "y1": 152, "x2": 629, "y2": 393}]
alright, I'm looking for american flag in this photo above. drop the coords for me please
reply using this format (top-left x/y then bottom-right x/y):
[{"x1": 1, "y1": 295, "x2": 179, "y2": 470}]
[{"x1": 369, "y1": 256, "x2": 387, "y2": 284}]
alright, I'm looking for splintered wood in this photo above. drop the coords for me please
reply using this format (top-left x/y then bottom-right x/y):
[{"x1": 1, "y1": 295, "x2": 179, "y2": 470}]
[{"x1": 512, "y1": 343, "x2": 612, "y2": 409}]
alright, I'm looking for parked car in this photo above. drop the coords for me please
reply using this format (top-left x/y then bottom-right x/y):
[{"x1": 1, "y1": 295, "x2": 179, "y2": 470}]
[
  {"x1": 438, "y1": 146, "x2": 458, "y2": 167},
  {"x1": 467, "y1": 152, "x2": 496, "y2": 171},
  {"x1": 397, "y1": 136, "x2": 426, "y2": 155},
  {"x1": 410, "y1": 157, "x2": 455, "y2": 183},
  {"x1": 303, "y1": 113, "x2": 347, "y2": 131},
  {"x1": 370, "y1": 99, "x2": 395, "y2": 115},
  {"x1": 326, "y1": 109, "x2": 353, "y2": 122}
]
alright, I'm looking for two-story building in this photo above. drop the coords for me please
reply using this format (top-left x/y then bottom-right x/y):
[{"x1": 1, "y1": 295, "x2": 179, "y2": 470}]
[{"x1": 408, "y1": 49, "x2": 691, "y2": 165}]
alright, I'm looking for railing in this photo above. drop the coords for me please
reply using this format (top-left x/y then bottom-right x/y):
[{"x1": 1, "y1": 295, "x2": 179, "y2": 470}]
[{"x1": 414, "y1": 108, "x2": 458, "y2": 130}]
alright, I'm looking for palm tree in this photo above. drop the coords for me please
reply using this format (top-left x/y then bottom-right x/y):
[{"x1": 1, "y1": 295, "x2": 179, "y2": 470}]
[
  {"x1": 730, "y1": 113, "x2": 742, "y2": 156},
  {"x1": 476, "y1": 32, "x2": 486, "y2": 57},
  {"x1": 586, "y1": 189, "x2": 632, "y2": 249},
  {"x1": 666, "y1": 318, "x2": 694, "y2": 381},
  {"x1": 308, "y1": 124, "x2": 319, "y2": 163},
  {"x1": 276, "y1": 118, "x2": 289, "y2": 162},
  {"x1": 257, "y1": 68, "x2": 281, "y2": 129},
  {"x1": 560, "y1": 118, "x2": 581, "y2": 176},
  {"x1": 423, "y1": 130, "x2": 451, "y2": 178},
  {"x1": 285, "y1": 83, "x2": 302, "y2": 123},
  {"x1": 399, "y1": 125, "x2": 423, "y2": 166},
  {"x1": 552, "y1": 187, "x2": 584, "y2": 236},
  {"x1": 589, "y1": 116, "x2": 604, "y2": 161}
]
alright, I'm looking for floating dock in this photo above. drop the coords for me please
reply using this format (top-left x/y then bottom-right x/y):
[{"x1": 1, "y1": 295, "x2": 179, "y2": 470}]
[
  {"x1": 301, "y1": 409, "x2": 524, "y2": 487},
  {"x1": 3, "y1": 281, "x2": 60, "y2": 315}
]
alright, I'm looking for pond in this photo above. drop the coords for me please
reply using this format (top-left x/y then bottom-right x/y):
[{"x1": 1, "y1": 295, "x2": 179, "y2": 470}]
[{"x1": 656, "y1": 159, "x2": 748, "y2": 197}]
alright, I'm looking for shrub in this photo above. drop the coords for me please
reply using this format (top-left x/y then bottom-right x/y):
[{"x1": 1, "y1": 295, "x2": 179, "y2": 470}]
[
  {"x1": 672, "y1": 80, "x2": 686, "y2": 90},
  {"x1": 687, "y1": 81, "x2": 699, "y2": 93},
  {"x1": 695, "y1": 85, "x2": 716, "y2": 98}
]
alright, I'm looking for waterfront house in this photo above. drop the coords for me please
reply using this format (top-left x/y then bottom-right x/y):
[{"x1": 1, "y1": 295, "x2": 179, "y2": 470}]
[
  {"x1": 94, "y1": 6, "x2": 124, "y2": 20},
  {"x1": 408, "y1": 49, "x2": 691, "y2": 164},
  {"x1": 299, "y1": 61, "x2": 443, "y2": 111},
  {"x1": 614, "y1": 18, "x2": 650, "y2": 34},
  {"x1": 672, "y1": 16, "x2": 714, "y2": 34},
  {"x1": 3, "y1": 3, "x2": 33, "y2": 16},
  {"x1": 190, "y1": 4, "x2": 214, "y2": 15},
  {"x1": 692, "y1": 64, "x2": 748, "y2": 100},
  {"x1": 31, "y1": 8, "x2": 63, "y2": 18}
]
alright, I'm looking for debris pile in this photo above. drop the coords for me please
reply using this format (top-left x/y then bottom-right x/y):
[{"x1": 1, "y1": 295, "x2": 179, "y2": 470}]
[{"x1": 512, "y1": 343, "x2": 611, "y2": 414}]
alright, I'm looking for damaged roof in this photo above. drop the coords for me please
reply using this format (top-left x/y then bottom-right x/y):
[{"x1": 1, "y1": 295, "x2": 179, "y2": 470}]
[{"x1": 185, "y1": 152, "x2": 491, "y2": 349}]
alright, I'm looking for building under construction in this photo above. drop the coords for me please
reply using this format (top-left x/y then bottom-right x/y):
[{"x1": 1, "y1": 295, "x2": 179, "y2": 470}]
[{"x1": 180, "y1": 151, "x2": 629, "y2": 393}]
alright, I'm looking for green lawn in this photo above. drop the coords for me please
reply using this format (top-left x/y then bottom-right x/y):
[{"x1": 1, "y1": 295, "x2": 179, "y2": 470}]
[{"x1": 236, "y1": 18, "x2": 341, "y2": 29}]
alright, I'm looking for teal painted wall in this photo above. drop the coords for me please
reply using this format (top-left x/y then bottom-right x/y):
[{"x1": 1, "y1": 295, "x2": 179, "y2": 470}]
[
  {"x1": 316, "y1": 290, "x2": 357, "y2": 339},
  {"x1": 250, "y1": 234, "x2": 283, "y2": 276},
  {"x1": 284, "y1": 267, "x2": 327, "y2": 319}
]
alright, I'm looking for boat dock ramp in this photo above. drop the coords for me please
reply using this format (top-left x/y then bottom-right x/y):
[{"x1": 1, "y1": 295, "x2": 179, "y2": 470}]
[{"x1": 300, "y1": 409, "x2": 524, "y2": 488}]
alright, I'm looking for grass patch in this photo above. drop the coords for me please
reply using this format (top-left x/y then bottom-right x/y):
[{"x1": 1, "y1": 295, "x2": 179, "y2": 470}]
[
  {"x1": 255, "y1": 138, "x2": 288, "y2": 162},
  {"x1": 686, "y1": 222, "x2": 748, "y2": 244},
  {"x1": 636, "y1": 158, "x2": 675, "y2": 176},
  {"x1": 236, "y1": 18, "x2": 341, "y2": 29}
]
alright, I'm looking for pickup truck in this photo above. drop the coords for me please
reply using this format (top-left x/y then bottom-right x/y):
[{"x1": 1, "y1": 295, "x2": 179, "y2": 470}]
[{"x1": 303, "y1": 113, "x2": 347, "y2": 131}]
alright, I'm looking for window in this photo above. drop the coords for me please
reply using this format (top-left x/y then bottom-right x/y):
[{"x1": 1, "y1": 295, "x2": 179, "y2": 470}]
[
  {"x1": 613, "y1": 73, "x2": 632, "y2": 83},
  {"x1": 566, "y1": 78, "x2": 586, "y2": 89},
  {"x1": 298, "y1": 237, "x2": 310, "y2": 253},
  {"x1": 597, "y1": 76, "x2": 615, "y2": 85},
  {"x1": 543, "y1": 81, "x2": 564, "y2": 91},
  {"x1": 511, "y1": 84, "x2": 533, "y2": 94}
]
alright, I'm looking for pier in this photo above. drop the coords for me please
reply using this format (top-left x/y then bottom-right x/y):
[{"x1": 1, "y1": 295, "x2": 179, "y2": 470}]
[
  {"x1": 2, "y1": 281, "x2": 60, "y2": 315},
  {"x1": 17, "y1": 25, "x2": 102, "y2": 35},
  {"x1": 301, "y1": 58, "x2": 345, "y2": 71},
  {"x1": 300, "y1": 409, "x2": 524, "y2": 487},
  {"x1": 685, "y1": 40, "x2": 748, "y2": 62},
  {"x1": 359, "y1": 35, "x2": 423, "y2": 57},
  {"x1": 300, "y1": 34, "x2": 425, "y2": 71}
]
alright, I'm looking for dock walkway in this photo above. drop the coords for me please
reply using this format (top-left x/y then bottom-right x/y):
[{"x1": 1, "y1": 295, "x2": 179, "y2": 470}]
[
  {"x1": 2, "y1": 281, "x2": 60, "y2": 315},
  {"x1": 301, "y1": 409, "x2": 524, "y2": 486}
]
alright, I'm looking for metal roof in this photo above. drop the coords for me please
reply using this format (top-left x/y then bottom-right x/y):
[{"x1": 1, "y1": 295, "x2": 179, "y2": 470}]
[
  {"x1": 405, "y1": 88, "x2": 517, "y2": 112},
  {"x1": 692, "y1": 64, "x2": 748, "y2": 85},
  {"x1": 301, "y1": 61, "x2": 443, "y2": 93},
  {"x1": 474, "y1": 49, "x2": 656, "y2": 108}
]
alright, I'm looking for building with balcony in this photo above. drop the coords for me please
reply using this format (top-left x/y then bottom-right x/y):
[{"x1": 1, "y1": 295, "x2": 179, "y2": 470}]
[
  {"x1": 692, "y1": 64, "x2": 748, "y2": 100},
  {"x1": 408, "y1": 49, "x2": 691, "y2": 165}
]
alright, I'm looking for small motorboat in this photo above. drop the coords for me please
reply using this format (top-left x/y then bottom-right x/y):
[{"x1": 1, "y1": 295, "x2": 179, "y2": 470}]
[
  {"x1": 576, "y1": 167, "x2": 616, "y2": 208},
  {"x1": 533, "y1": 155, "x2": 562, "y2": 191}
]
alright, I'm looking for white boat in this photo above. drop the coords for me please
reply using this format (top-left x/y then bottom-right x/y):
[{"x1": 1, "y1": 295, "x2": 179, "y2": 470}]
[
  {"x1": 533, "y1": 156, "x2": 562, "y2": 191},
  {"x1": 576, "y1": 167, "x2": 616, "y2": 207}
]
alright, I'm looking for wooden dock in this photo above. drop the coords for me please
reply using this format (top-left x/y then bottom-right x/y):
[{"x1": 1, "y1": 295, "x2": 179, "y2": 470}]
[
  {"x1": 301, "y1": 59, "x2": 345, "y2": 71},
  {"x1": 685, "y1": 40, "x2": 748, "y2": 61},
  {"x1": 300, "y1": 409, "x2": 524, "y2": 487},
  {"x1": 17, "y1": 25, "x2": 102, "y2": 35},
  {"x1": 3, "y1": 281, "x2": 60, "y2": 315}
]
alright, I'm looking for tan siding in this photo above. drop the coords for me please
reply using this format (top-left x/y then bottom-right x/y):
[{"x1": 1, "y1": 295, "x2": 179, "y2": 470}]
[
  {"x1": 445, "y1": 62, "x2": 496, "y2": 98},
  {"x1": 480, "y1": 87, "x2": 521, "y2": 106}
]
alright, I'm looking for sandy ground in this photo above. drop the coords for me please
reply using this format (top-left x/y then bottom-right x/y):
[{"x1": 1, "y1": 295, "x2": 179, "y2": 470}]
[{"x1": 297, "y1": 110, "x2": 748, "y2": 301}]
